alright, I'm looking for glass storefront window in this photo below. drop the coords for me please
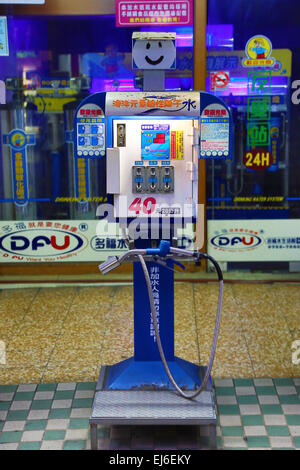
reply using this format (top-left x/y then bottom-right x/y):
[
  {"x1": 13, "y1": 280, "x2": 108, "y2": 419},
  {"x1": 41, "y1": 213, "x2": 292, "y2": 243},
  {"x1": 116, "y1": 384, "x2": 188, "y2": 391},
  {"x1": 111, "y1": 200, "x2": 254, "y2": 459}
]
[
  {"x1": 0, "y1": 8, "x2": 194, "y2": 269},
  {"x1": 206, "y1": 0, "x2": 300, "y2": 274},
  {"x1": 1, "y1": 1, "x2": 298, "y2": 278}
]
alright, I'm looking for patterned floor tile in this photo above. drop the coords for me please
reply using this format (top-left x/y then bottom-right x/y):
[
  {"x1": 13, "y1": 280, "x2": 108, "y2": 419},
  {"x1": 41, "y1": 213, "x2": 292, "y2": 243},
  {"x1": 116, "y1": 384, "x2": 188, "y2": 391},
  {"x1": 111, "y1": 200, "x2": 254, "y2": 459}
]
[
  {"x1": 0, "y1": 285, "x2": 300, "y2": 449},
  {"x1": 0, "y1": 379, "x2": 299, "y2": 449}
]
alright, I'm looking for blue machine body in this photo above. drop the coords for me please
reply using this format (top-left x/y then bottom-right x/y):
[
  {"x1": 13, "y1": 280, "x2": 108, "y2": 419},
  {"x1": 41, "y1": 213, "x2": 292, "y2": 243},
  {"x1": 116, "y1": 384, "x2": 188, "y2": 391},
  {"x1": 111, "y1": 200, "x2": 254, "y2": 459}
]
[{"x1": 73, "y1": 91, "x2": 233, "y2": 390}]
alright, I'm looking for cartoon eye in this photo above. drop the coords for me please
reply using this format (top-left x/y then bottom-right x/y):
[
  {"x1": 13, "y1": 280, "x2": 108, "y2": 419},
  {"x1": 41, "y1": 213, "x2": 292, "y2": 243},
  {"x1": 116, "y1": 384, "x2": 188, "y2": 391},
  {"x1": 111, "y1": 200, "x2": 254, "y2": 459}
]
[
  {"x1": 146, "y1": 43, "x2": 151, "y2": 50},
  {"x1": 158, "y1": 42, "x2": 162, "y2": 48}
]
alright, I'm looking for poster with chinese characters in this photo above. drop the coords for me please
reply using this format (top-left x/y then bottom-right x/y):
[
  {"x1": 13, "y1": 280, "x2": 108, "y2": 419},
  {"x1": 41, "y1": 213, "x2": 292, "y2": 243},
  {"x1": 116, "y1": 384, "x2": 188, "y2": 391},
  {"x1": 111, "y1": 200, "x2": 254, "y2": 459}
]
[{"x1": 116, "y1": 1, "x2": 193, "y2": 27}]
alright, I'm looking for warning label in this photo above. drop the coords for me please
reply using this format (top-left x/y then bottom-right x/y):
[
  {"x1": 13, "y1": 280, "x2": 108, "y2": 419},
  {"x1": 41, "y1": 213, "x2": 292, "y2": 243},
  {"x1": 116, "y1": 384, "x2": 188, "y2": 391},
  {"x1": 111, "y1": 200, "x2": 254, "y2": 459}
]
[
  {"x1": 210, "y1": 71, "x2": 230, "y2": 91},
  {"x1": 171, "y1": 131, "x2": 184, "y2": 160}
]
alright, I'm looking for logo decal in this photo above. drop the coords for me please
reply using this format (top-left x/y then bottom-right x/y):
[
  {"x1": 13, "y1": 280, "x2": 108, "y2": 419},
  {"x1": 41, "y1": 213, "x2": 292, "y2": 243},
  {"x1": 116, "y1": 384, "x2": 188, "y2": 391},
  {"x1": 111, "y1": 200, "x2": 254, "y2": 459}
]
[
  {"x1": 243, "y1": 35, "x2": 275, "y2": 68},
  {"x1": 210, "y1": 229, "x2": 264, "y2": 251},
  {"x1": 0, "y1": 229, "x2": 87, "y2": 258}
]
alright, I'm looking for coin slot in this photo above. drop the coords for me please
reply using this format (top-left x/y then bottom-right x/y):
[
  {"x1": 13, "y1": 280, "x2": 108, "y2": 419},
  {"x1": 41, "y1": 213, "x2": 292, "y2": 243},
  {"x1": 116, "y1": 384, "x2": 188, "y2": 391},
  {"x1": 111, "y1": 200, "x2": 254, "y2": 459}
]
[{"x1": 117, "y1": 123, "x2": 126, "y2": 147}]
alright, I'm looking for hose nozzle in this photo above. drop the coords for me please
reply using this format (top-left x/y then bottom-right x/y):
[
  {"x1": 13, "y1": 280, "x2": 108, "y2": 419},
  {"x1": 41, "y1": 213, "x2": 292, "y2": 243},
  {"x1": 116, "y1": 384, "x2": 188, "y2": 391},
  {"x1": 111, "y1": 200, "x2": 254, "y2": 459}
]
[{"x1": 99, "y1": 256, "x2": 121, "y2": 274}]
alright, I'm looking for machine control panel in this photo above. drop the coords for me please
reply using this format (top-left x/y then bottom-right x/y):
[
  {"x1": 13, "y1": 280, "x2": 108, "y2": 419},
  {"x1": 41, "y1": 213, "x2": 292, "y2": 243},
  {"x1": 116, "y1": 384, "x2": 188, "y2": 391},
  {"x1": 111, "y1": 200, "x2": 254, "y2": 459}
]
[
  {"x1": 73, "y1": 91, "x2": 233, "y2": 219},
  {"x1": 108, "y1": 117, "x2": 196, "y2": 219},
  {"x1": 132, "y1": 165, "x2": 174, "y2": 193}
]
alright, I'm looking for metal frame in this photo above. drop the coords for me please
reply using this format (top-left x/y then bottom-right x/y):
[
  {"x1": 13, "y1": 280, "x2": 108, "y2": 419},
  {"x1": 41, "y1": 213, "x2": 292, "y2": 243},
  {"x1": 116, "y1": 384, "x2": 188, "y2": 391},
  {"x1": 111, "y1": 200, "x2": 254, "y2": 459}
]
[{"x1": 90, "y1": 365, "x2": 217, "y2": 450}]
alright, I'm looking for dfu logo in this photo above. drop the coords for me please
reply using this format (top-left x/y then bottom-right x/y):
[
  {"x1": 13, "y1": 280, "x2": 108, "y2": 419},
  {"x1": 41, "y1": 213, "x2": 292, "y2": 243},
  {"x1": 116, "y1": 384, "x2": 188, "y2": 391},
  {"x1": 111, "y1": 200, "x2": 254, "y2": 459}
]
[
  {"x1": 292, "y1": 340, "x2": 300, "y2": 365},
  {"x1": 10, "y1": 235, "x2": 71, "y2": 251},
  {"x1": 0, "y1": 229, "x2": 85, "y2": 258},
  {"x1": 211, "y1": 231, "x2": 263, "y2": 251}
]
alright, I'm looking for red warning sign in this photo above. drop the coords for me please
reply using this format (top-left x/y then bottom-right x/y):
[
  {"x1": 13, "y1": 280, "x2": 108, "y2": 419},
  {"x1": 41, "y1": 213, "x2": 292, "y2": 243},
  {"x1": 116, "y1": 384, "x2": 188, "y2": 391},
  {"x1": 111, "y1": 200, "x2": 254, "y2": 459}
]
[{"x1": 210, "y1": 71, "x2": 230, "y2": 91}]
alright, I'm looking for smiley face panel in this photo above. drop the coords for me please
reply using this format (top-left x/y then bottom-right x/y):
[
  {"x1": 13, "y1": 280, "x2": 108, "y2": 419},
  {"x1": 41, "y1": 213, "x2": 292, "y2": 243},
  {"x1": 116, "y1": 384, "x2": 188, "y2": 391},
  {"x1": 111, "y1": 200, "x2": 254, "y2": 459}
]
[{"x1": 132, "y1": 32, "x2": 176, "y2": 70}]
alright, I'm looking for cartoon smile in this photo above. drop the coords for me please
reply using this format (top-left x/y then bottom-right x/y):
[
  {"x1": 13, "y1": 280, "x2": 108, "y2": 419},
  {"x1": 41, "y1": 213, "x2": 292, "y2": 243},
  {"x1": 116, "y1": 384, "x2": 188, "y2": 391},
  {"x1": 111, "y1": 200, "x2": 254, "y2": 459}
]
[
  {"x1": 145, "y1": 55, "x2": 164, "y2": 66},
  {"x1": 132, "y1": 38, "x2": 175, "y2": 70}
]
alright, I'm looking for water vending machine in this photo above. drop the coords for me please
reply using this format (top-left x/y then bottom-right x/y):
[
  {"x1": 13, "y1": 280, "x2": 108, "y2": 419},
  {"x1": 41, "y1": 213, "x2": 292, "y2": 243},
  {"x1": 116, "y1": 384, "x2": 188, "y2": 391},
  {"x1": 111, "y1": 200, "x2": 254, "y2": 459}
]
[{"x1": 73, "y1": 89, "x2": 233, "y2": 449}]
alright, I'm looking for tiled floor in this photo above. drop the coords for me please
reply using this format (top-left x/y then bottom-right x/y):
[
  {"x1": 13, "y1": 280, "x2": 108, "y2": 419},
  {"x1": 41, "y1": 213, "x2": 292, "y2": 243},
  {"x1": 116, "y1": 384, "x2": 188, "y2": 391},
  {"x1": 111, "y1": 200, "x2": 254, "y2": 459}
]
[
  {"x1": 0, "y1": 282, "x2": 300, "y2": 449},
  {"x1": 0, "y1": 378, "x2": 300, "y2": 450},
  {"x1": 0, "y1": 283, "x2": 300, "y2": 384}
]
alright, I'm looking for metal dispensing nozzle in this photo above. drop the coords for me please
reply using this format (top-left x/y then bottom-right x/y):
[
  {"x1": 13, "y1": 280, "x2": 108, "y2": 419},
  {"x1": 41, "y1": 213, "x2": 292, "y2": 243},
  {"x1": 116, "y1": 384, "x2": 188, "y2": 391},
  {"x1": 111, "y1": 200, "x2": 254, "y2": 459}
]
[{"x1": 99, "y1": 256, "x2": 121, "y2": 274}]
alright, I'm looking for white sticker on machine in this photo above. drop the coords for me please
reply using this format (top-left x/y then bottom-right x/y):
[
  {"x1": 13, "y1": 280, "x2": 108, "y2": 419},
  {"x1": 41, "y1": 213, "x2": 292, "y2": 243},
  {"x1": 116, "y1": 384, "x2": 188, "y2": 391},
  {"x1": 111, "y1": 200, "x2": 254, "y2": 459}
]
[{"x1": 200, "y1": 104, "x2": 229, "y2": 158}]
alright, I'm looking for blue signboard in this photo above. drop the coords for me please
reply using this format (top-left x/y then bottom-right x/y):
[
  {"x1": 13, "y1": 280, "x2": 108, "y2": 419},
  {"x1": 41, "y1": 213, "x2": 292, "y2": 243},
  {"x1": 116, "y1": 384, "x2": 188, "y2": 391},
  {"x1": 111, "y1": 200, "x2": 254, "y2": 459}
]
[{"x1": 2, "y1": 129, "x2": 36, "y2": 205}]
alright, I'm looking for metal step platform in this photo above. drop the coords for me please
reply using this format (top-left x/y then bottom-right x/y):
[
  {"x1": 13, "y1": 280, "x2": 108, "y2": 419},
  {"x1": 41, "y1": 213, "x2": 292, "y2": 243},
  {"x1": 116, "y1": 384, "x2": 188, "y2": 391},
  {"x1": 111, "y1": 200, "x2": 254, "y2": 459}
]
[{"x1": 90, "y1": 365, "x2": 217, "y2": 450}]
